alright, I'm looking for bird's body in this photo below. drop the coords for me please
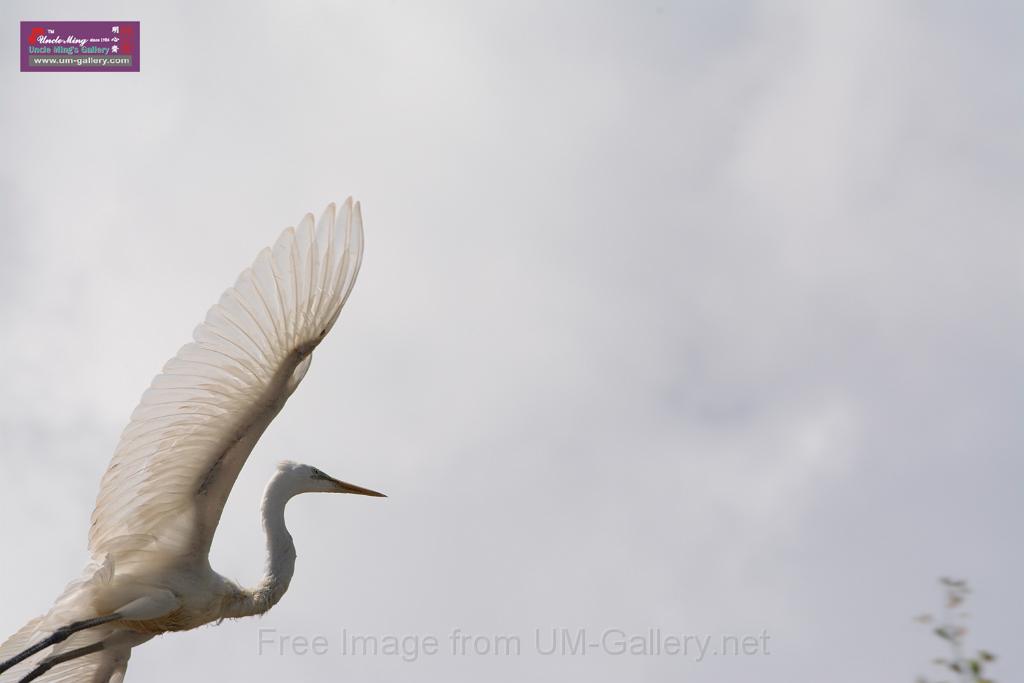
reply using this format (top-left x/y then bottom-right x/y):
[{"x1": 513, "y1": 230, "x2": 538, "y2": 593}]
[{"x1": 0, "y1": 197, "x2": 383, "y2": 683}]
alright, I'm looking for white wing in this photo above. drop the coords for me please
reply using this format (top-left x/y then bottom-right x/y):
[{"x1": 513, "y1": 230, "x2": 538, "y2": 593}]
[{"x1": 87, "y1": 198, "x2": 364, "y2": 565}]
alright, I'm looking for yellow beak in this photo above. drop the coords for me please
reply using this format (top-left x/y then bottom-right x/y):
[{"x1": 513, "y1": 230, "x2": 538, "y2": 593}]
[{"x1": 330, "y1": 478, "x2": 386, "y2": 497}]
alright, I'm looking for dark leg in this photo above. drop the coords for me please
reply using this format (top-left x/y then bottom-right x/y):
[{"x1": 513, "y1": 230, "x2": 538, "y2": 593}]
[
  {"x1": 19, "y1": 641, "x2": 105, "y2": 683},
  {"x1": 0, "y1": 614, "x2": 121, "y2": 675}
]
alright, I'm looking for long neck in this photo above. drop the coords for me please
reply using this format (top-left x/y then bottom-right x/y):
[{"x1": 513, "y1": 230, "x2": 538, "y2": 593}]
[{"x1": 229, "y1": 474, "x2": 298, "y2": 618}]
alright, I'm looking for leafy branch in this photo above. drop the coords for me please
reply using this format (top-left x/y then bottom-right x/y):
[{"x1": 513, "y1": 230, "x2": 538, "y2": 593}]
[{"x1": 914, "y1": 578, "x2": 997, "y2": 683}]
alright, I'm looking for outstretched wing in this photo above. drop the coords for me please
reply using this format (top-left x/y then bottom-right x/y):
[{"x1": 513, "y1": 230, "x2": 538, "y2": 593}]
[{"x1": 87, "y1": 198, "x2": 364, "y2": 565}]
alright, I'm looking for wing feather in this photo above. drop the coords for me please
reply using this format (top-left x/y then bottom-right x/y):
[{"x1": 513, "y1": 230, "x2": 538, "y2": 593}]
[{"x1": 87, "y1": 198, "x2": 364, "y2": 563}]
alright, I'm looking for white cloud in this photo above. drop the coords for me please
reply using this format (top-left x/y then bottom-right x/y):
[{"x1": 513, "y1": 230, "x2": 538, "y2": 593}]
[{"x1": 1, "y1": 1, "x2": 1021, "y2": 681}]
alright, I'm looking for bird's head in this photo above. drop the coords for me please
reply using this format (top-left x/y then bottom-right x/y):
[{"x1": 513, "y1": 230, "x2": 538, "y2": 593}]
[{"x1": 276, "y1": 460, "x2": 386, "y2": 497}]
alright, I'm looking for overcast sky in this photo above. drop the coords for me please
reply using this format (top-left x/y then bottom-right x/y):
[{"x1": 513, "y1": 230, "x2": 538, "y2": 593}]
[{"x1": 2, "y1": 1, "x2": 1022, "y2": 681}]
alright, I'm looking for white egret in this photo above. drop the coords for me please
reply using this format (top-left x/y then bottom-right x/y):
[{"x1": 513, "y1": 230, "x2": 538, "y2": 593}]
[{"x1": 0, "y1": 197, "x2": 383, "y2": 682}]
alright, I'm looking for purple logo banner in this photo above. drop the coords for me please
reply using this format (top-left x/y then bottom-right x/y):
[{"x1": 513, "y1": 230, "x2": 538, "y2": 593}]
[{"x1": 21, "y1": 21, "x2": 139, "y2": 72}]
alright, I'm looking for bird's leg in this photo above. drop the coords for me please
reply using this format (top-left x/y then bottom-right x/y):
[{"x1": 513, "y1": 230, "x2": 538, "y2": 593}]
[
  {"x1": 0, "y1": 614, "x2": 121, "y2": 675},
  {"x1": 18, "y1": 640, "x2": 106, "y2": 683}
]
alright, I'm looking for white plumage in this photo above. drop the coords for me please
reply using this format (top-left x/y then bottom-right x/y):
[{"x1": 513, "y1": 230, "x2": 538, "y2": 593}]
[{"x1": 0, "y1": 197, "x2": 384, "y2": 682}]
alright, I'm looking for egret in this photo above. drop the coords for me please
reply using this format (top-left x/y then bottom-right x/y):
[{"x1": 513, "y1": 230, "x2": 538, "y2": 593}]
[{"x1": 0, "y1": 197, "x2": 383, "y2": 682}]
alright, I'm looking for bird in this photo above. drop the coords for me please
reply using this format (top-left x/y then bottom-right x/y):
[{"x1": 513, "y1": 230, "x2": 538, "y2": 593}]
[{"x1": 0, "y1": 197, "x2": 384, "y2": 682}]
